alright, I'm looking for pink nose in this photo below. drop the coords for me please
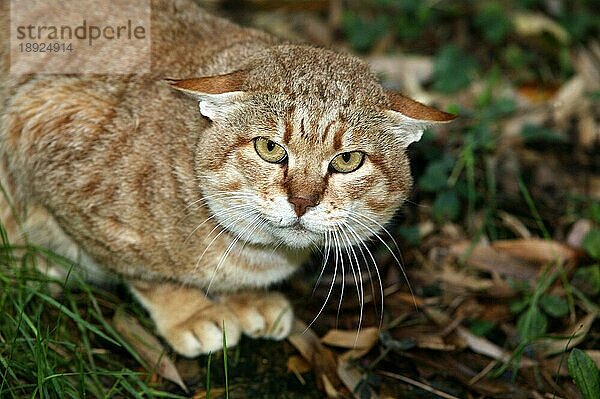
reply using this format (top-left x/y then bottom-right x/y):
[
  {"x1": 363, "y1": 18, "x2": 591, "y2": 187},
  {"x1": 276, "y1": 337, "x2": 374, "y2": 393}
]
[{"x1": 288, "y1": 195, "x2": 319, "y2": 217}]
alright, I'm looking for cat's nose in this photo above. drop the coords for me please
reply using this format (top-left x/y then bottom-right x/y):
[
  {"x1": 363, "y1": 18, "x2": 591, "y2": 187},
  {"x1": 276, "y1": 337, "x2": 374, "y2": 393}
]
[{"x1": 288, "y1": 195, "x2": 319, "y2": 217}]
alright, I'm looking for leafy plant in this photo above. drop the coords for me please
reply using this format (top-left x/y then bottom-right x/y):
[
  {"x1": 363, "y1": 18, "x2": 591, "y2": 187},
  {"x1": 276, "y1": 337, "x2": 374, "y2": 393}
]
[
  {"x1": 568, "y1": 348, "x2": 600, "y2": 399},
  {"x1": 433, "y1": 45, "x2": 478, "y2": 93},
  {"x1": 582, "y1": 229, "x2": 600, "y2": 260},
  {"x1": 510, "y1": 269, "x2": 569, "y2": 343}
]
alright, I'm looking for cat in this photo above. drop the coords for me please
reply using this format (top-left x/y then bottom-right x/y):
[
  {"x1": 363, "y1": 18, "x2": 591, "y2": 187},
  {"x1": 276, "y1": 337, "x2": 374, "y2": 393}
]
[{"x1": 0, "y1": 0, "x2": 455, "y2": 357}]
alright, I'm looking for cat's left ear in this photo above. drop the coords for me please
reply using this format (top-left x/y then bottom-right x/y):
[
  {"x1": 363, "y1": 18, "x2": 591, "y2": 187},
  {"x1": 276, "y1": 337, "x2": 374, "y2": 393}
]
[
  {"x1": 166, "y1": 71, "x2": 247, "y2": 120},
  {"x1": 385, "y1": 92, "x2": 457, "y2": 146}
]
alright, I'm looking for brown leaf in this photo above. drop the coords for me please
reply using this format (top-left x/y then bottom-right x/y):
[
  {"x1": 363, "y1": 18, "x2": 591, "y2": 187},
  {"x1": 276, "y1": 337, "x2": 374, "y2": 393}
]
[
  {"x1": 287, "y1": 355, "x2": 311, "y2": 385},
  {"x1": 321, "y1": 374, "x2": 340, "y2": 398},
  {"x1": 491, "y1": 239, "x2": 579, "y2": 264},
  {"x1": 321, "y1": 327, "x2": 379, "y2": 350},
  {"x1": 287, "y1": 318, "x2": 322, "y2": 362},
  {"x1": 113, "y1": 308, "x2": 187, "y2": 393},
  {"x1": 438, "y1": 264, "x2": 494, "y2": 291},
  {"x1": 498, "y1": 211, "x2": 532, "y2": 239},
  {"x1": 287, "y1": 318, "x2": 342, "y2": 392},
  {"x1": 416, "y1": 334, "x2": 455, "y2": 351},
  {"x1": 451, "y1": 241, "x2": 538, "y2": 281}
]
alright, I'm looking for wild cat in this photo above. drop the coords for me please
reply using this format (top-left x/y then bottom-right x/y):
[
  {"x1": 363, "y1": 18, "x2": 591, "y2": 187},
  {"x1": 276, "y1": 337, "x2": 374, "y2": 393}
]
[{"x1": 0, "y1": 0, "x2": 454, "y2": 356}]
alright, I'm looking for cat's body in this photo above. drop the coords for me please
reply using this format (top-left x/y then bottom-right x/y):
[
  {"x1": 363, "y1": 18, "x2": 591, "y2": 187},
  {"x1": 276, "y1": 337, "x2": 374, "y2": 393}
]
[{"x1": 0, "y1": 0, "x2": 454, "y2": 356}]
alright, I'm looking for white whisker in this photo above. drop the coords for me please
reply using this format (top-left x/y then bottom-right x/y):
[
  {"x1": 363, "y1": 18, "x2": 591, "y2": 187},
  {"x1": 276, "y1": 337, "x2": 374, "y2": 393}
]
[
  {"x1": 205, "y1": 214, "x2": 263, "y2": 294},
  {"x1": 343, "y1": 211, "x2": 417, "y2": 310},
  {"x1": 343, "y1": 221, "x2": 384, "y2": 329},
  {"x1": 305, "y1": 230, "x2": 338, "y2": 332},
  {"x1": 337, "y1": 222, "x2": 364, "y2": 344},
  {"x1": 184, "y1": 203, "x2": 254, "y2": 243}
]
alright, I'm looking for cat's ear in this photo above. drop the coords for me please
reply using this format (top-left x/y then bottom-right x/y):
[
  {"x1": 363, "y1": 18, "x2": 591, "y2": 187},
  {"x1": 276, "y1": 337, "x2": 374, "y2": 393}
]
[
  {"x1": 385, "y1": 91, "x2": 457, "y2": 146},
  {"x1": 166, "y1": 71, "x2": 247, "y2": 120}
]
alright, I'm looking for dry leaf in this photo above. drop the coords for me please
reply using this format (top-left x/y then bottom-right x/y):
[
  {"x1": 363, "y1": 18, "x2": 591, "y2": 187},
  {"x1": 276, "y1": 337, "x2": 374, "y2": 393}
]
[
  {"x1": 322, "y1": 374, "x2": 339, "y2": 398},
  {"x1": 492, "y1": 239, "x2": 578, "y2": 264},
  {"x1": 338, "y1": 358, "x2": 379, "y2": 399},
  {"x1": 456, "y1": 327, "x2": 536, "y2": 367},
  {"x1": 567, "y1": 219, "x2": 593, "y2": 248},
  {"x1": 287, "y1": 318, "x2": 322, "y2": 361},
  {"x1": 287, "y1": 355, "x2": 311, "y2": 384},
  {"x1": 553, "y1": 75, "x2": 586, "y2": 126},
  {"x1": 113, "y1": 308, "x2": 187, "y2": 393},
  {"x1": 339, "y1": 348, "x2": 371, "y2": 363},
  {"x1": 287, "y1": 318, "x2": 341, "y2": 392},
  {"x1": 498, "y1": 211, "x2": 532, "y2": 239},
  {"x1": 451, "y1": 241, "x2": 538, "y2": 281},
  {"x1": 321, "y1": 327, "x2": 379, "y2": 350},
  {"x1": 287, "y1": 355, "x2": 311, "y2": 375},
  {"x1": 438, "y1": 264, "x2": 494, "y2": 291},
  {"x1": 542, "y1": 313, "x2": 598, "y2": 356},
  {"x1": 578, "y1": 112, "x2": 599, "y2": 148},
  {"x1": 513, "y1": 11, "x2": 570, "y2": 44},
  {"x1": 416, "y1": 334, "x2": 455, "y2": 351}
]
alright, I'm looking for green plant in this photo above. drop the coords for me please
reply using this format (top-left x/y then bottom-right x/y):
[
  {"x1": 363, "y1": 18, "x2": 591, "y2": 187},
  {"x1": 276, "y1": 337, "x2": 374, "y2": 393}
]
[{"x1": 568, "y1": 348, "x2": 600, "y2": 399}]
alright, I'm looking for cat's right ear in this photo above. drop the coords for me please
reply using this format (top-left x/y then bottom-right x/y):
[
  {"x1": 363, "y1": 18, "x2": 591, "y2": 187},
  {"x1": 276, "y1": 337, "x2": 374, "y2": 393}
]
[
  {"x1": 385, "y1": 92, "x2": 457, "y2": 147},
  {"x1": 166, "y1": 71, "x2": 247, "y2": 121}
]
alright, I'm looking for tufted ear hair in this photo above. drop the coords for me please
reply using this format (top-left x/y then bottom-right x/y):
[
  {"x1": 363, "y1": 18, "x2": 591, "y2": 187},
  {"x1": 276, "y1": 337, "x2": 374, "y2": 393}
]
[
  {"x1": 166, "y1": 70, "x2": 247, "y2": 121},
  {"x1": 384, "y1": 91, "x2": 457, "y2": 147}
]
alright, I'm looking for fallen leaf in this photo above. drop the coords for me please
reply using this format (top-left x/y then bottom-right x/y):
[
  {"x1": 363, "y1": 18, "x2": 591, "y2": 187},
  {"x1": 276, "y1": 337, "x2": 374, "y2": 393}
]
[
  {"x1": 321, "y1": 327, "x2": 379, "y2": 350},
  {"x1": 338, "y1": 357, "x2": 379, "y2": 399},
  {"x1": 567, "y1": 219, "x2": 593, "y2": 249},
  {"x1": 113, "y1": 308, "x2": 187, "y2": 393},
  {"x1": 498, "y1": 211, "x2": 532, "y2": 239},
  {"x1": 438, "y1": 264, "x2": 494, "y2": 291},
  {"x1": 287, "y1": 355, "x2": 311, "y2": 385},
  {"x1": 513, "y1": 11, "x2": 570, "y2": 44},
  {"x1": 553, "y1": 75, "x2": 586, "y2": 126},
  {"x1": 451, "y1": 241, "x2": 538, "y2": 281},
  {"x1": 492, "y1": 239, "x2": 579, "y2": 264},
  {"x1": 416, "y1": 334, "x2": 455, "y2": 351},
  {"x1": 542, "y1": 313, "x2": 598, "y2": 356},
  {"x1": 287, "y1": 355, "x2": 311, "y2": 375},
  {"x1": 288, "y1": 318, "x2": 341, "y2": 392},
  {"x1": 456, "y1": 326, "x2": 536, "y2": 367},
  {"x1": 322, "y1": 374, "x2": 339, "y2": 398}
]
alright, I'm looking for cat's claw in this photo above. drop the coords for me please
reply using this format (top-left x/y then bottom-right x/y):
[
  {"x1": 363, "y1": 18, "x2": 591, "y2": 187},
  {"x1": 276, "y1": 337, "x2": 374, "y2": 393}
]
[
  {"x1": 163, "y1": 304, "x2": 241, "y2": 357},
  {"x1": 222, "y1": 292, "x2": 293, "y2": 340}
]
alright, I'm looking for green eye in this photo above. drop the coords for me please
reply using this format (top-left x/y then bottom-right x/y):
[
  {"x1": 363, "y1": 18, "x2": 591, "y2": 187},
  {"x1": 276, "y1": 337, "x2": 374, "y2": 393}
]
[
  {"x1": 254, "y1": 137, "x2": 287, "y2": 164},
  {"x1": 330, "y1": 151, "x2": 365, "y2": 173}
]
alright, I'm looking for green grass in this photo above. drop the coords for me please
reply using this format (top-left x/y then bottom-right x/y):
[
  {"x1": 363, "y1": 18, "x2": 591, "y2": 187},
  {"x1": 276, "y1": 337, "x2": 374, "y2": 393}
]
[{"x1": 0, "y1": 235, "x2": 187, "y2": 398}]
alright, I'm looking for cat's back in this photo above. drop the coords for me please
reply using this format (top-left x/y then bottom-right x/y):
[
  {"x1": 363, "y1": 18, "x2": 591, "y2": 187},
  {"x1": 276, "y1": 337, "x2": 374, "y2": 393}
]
[
  {"x1": 0, "y1": 0, "x2": 278, "y2": 196},
  {"x1": 0, "y1": 0, "x2": 279, "y2": 271}
]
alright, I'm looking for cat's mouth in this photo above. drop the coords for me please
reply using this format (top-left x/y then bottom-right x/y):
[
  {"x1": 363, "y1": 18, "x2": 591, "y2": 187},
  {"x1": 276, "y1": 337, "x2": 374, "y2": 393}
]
[{"x1": 270, "y1": 218, "x2": 322, "y2": 246}]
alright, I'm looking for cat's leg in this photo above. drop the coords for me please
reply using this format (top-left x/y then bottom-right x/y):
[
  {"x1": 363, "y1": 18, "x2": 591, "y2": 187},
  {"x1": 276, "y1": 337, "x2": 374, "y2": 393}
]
[
  {"x1": 220, "y1": 291, "x2": 294, "y2": 340},
  {"x1": 130, "y1": 280, "x2": 242, "y2": 357},
  {"x1": 0, "y1": 169, "x2": 68, "y2": 288}
]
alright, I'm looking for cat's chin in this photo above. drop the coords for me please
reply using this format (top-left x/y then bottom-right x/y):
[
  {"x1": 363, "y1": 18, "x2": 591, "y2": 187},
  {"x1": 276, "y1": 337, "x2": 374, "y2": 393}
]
[{"x1": 278, "y1": 230, "x2": 319, "y2": 249}]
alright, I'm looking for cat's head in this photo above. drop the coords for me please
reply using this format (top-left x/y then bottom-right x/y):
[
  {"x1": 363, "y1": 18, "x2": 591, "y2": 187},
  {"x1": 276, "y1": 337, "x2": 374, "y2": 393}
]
[{"x1": 169, "y1": 45, "x2": 455, "y2": 250}]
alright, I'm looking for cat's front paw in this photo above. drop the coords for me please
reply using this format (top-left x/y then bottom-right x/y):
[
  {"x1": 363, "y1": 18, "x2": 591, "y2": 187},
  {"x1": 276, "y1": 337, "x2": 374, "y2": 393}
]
[
  {"x1": 162, "y1": 303, "x2": 241, "y2": 357},
  {"x1": 221, "y1": 292, "x2": 293, "y2": 340}
]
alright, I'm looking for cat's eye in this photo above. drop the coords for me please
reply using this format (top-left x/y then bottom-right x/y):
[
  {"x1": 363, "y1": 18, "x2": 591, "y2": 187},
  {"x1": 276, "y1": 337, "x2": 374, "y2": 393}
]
[
  {"x1": 254, "y1": 137, "x2": 287, "y2": 164},
  {"x1": 330, "y1": 151, "x2": 365, "y2": 173}
]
